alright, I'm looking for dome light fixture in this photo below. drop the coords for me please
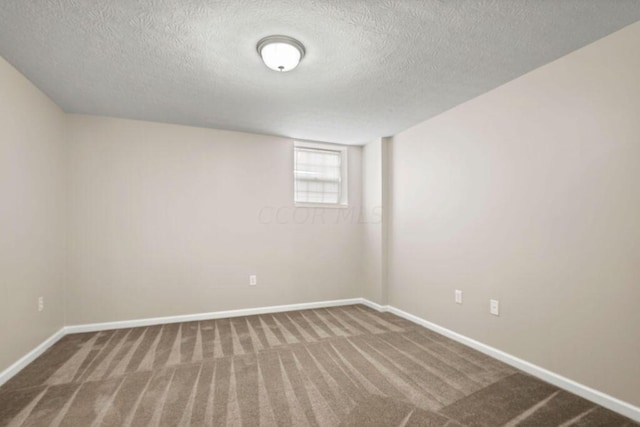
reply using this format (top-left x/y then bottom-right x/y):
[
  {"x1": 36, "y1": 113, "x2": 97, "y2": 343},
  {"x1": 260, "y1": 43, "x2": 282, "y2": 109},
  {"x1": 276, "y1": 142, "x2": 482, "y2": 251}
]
[{"x1": 257, "y1": 35, "x2": 305, "y2": 72}]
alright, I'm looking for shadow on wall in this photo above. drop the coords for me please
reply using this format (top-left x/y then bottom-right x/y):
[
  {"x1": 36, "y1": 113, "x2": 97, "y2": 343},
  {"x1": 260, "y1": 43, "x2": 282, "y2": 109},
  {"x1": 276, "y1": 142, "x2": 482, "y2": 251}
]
[{"x1": 258, "y1": 206, "x2": 382, "y2": 225}]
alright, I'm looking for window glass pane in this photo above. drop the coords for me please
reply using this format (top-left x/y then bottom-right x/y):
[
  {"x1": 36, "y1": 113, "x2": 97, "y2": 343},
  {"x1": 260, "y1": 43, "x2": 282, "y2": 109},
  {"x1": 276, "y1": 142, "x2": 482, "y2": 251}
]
[{"x1": 294, "y1": 146, "x2": 343, "y2": 204}]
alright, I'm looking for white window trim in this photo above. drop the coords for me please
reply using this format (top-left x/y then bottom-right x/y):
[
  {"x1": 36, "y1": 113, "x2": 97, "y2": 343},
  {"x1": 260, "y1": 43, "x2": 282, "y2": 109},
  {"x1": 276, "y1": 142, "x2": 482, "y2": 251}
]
[{"x1": 293, "y1": 140, "x2": 349, "y2": 208}]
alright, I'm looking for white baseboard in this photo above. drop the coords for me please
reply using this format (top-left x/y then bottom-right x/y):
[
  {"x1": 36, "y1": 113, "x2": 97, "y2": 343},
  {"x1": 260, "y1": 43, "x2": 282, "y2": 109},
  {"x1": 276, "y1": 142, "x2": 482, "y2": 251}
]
[
  {"x1": 3, "y1": 298, "x2": 638, "y2": 422},
  {"x1": 0, "y1": 298, "x2": 364, "y2": 386},
  {"x1": 358, "y1": 298, "x2": 387, "y2": 312},
  {"x1": 64, "y1": 298, "x2": 366, "y2": 334},
  {"x1": 367, "y1": 302, "x2": 640, "y2": 423},
  {"x1": 0, "y1": 327, "x2": 66, "y2": 387}
]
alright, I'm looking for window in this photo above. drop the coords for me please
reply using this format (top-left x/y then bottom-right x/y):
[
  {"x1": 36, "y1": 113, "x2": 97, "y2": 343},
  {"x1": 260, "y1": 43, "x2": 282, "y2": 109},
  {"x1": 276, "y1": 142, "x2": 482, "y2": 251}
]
[{"x1": 294, "y1": 141, "x2": 348, "y2": 206}]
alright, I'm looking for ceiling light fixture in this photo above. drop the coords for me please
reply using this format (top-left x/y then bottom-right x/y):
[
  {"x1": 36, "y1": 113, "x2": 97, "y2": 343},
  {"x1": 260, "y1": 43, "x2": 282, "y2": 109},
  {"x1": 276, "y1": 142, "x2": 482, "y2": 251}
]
[{"x1": 257, "y1": 35, "x2": 305, "y2": 72}]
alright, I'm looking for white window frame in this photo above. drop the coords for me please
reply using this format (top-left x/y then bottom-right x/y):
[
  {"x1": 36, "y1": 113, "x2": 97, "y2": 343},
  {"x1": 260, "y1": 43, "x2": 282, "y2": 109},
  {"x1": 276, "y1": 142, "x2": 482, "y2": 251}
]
[{"x1": 293, "y1": 140, "x2": 348, "y2": 208}]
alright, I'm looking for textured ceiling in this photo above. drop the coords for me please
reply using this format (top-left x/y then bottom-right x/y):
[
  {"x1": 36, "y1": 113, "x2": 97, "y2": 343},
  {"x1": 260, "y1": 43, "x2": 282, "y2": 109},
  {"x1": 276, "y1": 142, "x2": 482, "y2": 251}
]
[{"x1": 1, "y1": 1, "x2": 640, "y2": 145}]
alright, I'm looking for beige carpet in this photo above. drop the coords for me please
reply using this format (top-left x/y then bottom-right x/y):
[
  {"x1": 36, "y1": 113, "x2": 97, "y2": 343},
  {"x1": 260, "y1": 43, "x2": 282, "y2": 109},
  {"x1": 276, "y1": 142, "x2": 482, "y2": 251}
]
[{"x1": 0, "y1": 305, "x2": 636, "y2": 426}]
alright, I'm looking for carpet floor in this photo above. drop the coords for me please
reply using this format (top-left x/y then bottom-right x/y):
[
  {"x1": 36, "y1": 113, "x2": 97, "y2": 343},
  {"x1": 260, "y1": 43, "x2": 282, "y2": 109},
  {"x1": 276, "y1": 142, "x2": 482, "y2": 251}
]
[{"x1": 0, "y1": 304, "x2": 636, "y2": 426}]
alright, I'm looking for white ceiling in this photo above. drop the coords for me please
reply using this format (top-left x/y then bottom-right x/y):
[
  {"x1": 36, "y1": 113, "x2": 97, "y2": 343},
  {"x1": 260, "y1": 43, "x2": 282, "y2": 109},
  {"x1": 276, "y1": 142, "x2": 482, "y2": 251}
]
[{"x1": 1, "y1": 1, "x2": 639, "y2": 145}]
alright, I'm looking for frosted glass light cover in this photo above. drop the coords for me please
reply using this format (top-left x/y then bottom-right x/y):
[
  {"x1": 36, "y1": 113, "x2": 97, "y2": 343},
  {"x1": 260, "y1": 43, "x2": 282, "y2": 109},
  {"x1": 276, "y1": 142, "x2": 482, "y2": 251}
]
[{"x1": 258, "y1": 36, "x2": 305, "y2": 72}]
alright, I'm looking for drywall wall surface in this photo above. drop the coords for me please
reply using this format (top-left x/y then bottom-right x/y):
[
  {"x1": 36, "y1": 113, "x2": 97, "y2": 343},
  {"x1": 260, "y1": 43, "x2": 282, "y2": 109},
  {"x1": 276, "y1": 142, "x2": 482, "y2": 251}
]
[
  {"x1": 388, "y1": 22, "x2": 640, "y2": 406},
  {"x1": 66, "y1": 115, "x2": 363, "y2": 324},
  {"x1": 362, "y1": 138, "x2": 387, "y2": 304},
  {"x1": 0, "y1": 56, "x2": 67, "y2": 373}
]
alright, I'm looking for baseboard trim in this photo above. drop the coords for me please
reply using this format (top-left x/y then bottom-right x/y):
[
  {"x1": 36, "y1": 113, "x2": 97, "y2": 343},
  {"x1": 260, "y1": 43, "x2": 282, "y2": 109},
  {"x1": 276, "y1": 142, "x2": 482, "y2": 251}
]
[
  {"x1": 358, "y1": 298, "x2": 387, "y2": 312},
  {"x1": 369, "y1": 302, "x2": 640, "y2": 423},
  {"x1": 1, "y1": 298, "x2": 365, "y2": 386},
  {"x1": 3, "y1": 298, "x2": 638, "y2": 422},
  {"x1": 64, "y1": 298, "x2": 366, "y2": 334},
  {"x1": 0, "y1": 327, "x2": 66, "y2": 387}
]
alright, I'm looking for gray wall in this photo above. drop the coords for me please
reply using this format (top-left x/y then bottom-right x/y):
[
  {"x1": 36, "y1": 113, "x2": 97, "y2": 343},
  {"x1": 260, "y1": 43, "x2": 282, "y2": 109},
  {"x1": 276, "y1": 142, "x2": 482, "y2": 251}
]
[
  {"x1": 0, "y1": 57, "x2": 67, "y2": 373},
  {"x1": 388, "y1": 22, "x2": 640, "y2": 406},
  {"x1": 66, "y1": 115, "x2": 364, "y2": 325}
]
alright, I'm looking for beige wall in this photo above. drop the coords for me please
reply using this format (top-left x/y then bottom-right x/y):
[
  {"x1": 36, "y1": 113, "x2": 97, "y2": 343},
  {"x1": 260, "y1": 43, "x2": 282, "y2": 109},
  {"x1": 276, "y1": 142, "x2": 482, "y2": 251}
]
[
  {"x1": 362, "y1": 138, "x2": 388, "y2": 304},
  {"x1": 66, "y1": 115, "x2": 363, "y2": 324},
  {"x1": 0, "y1": 57, "x2": 67, "y2": 373},
  {"x1": 388, "y1": 22, "x2": 640, "y2": 406}
]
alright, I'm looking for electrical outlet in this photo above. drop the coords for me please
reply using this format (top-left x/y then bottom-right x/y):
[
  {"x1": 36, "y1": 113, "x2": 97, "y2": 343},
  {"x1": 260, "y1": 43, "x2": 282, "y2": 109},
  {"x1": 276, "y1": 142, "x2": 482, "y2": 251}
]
[
  {"x1": 249, "y1": 275, "x2": 257, "y2": 286},
  {"x1": 38, "y1": 297, "x2": 44, "y2": 312},
  {"x1": 455, "y1": 290, "x2": 463, "y2": 304},
  {"x1": 490, "y1": 299, "x2": 499, "y2": 316}
]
